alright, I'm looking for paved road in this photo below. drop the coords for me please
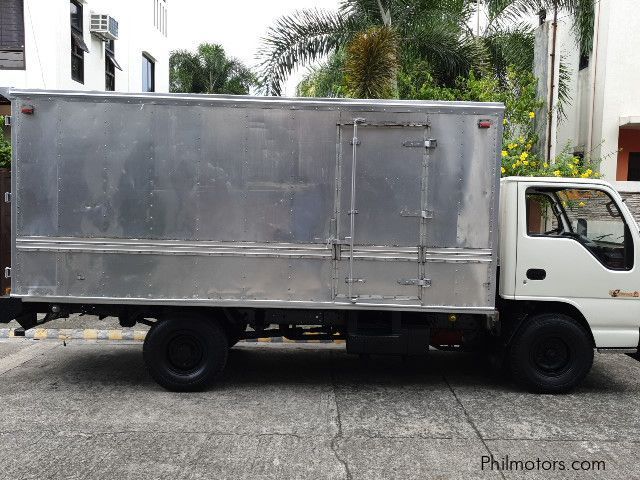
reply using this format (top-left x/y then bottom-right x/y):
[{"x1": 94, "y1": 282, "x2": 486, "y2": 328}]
[{"x1": 0, "y1": 337, "x2": 638, "y2": 480}]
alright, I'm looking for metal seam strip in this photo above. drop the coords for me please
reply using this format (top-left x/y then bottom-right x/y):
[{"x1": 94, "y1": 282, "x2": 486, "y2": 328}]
[{"x1": 16, "y1": 237, "x2": 491, "y2": 262}]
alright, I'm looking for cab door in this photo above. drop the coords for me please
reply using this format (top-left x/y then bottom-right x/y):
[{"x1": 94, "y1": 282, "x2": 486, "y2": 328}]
[{"x1": 514, "y1": 181, "x2": 640, "y2": 348}]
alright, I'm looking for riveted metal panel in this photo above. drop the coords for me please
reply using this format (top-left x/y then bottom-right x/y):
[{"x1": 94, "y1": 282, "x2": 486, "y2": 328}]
[{"x1": 5, "y1": 88, "x2": 503, "y2": 314}]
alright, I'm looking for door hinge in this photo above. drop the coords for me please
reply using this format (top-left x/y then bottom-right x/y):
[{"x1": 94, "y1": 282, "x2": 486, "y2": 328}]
[
  {"x1": 400, "y1": 208, "x2": 432, "y2": 219},
  {"x1": 398, "y1": 277, "x2": 431, "y2": 287},
  {"x1": 4, "y1": 267, "x2": 10, "y2": 279},
  {"x1": 4, "y1": 192, "x2": 10, "y2": 203},
  {"x1": 328, "y1": 237, "x2": 349, "y2": 260},
  {"x1": 349, "y1": 138, "x2": 361, "y2": 146},
  {"x1": 403, "y1": 139, "x2": 437, "y2": 148}
]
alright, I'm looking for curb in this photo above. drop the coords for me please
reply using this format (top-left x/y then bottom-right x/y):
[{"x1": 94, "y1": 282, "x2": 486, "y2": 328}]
[
  {"x1": 0, "y1": 328, "x2": 345, "y2": 344},
  {"x1": 0, "y1": 328, "x2": 147, "y2": 341}
]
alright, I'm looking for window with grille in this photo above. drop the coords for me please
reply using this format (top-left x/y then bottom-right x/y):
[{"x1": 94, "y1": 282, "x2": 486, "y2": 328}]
[
  {"x1": 70, "y1": 0, "x2": 88, "y2": 84},
  {"x1": 105, "y1": 40, "x2": 115, "y2": 91}
]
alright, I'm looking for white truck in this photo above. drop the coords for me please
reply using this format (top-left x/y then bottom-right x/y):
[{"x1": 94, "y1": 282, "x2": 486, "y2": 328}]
[{"x1": 0, "y1": 88, "x2": 638, "y2": 393}]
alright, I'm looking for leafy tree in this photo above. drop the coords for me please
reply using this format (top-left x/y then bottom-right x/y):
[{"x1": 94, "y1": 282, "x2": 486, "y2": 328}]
[
  {"x1": 170, "y1": 43, "x2": 256, "y2": 95},
  {"x1": 0, "y1": 116, "x2": 10, "y2": 169},
  {"x1": 399, "y1": 65, "x2": 599, "y2": 178},
  {"x1": 258, "y1": 0, "x2": 482, "y2": 96},
  {"x1": 483, "y1": 1, "x2": 595, "y2": 60},
  {"x1": 296, "y1": 50, "x2": 348, "y2": 97},
  {"x1": 479, "y1": 0, "x2": 595, "y2": 113}
]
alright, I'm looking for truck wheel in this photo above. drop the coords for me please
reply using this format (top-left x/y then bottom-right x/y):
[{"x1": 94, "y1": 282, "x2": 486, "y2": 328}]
[
  {"x1": 509, "y1": 313, "x2": 593, "y2": 394},
  {"x1": 143, "y1": 316, "x2": 228, "y2": 391}
]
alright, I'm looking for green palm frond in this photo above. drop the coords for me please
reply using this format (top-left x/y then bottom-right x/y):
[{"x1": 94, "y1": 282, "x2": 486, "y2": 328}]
[
  {"x1": 258, "y1": 9, "x2": 357, "y2": 95},
  {"x1": 572, "y1": 0, "x2": 595, "y2": 56},
  {"x1": 485, "y1": 0, "x2": 594, "y2": 56},
  {"x1": 404, "y1": 22, "x2": 483, "y2": 86},
  {"x1": 170, "y1": 50, "x2": 200, "y2": 93},
  {"x1": 297, "y1": 50, "x2": 347, "y2": 98},
  {"x1": 481, "y1": 21, "x2": 535, "y2": 81},
  {"x1": 345, "y1": 26, "x2": 399, "y2": 98},
  {"x1": 339, "y1": 0, "x2": 392, "y2": 25},
  {"x1": 170, "y1": 44, "x2": 256, "y2": 95},
  {"x1": 557, "y1": 55, "x2": 572, "y2": 122},
  {"x1": 258, "y1": 0, "x2": 493, "y2": 97}
]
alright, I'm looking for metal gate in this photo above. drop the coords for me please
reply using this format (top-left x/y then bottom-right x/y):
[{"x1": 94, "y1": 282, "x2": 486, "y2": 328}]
[{"x1": 334, "y1": 118, "x2": 434, "y2": 304}]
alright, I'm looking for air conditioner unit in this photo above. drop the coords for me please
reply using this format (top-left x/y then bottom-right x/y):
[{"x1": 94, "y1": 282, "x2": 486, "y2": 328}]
[{"x1": 90, "y1": 14, "x2": 119, "y2": 41}]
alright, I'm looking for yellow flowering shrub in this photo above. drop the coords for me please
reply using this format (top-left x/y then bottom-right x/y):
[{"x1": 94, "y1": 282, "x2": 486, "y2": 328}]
[{"x1": 503, "y1": 143, "x2": 601, "y2": 178}]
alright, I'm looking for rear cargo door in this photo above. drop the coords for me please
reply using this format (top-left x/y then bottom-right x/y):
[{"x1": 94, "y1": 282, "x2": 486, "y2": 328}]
[{"x1": 335, "y1": 117, "x2": 432, "y2": 304}]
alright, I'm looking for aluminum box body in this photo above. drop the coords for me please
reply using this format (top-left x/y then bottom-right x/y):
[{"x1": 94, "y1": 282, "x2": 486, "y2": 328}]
[{"x1": 6, "y1": 89, "x2": 503, "y2": 314}]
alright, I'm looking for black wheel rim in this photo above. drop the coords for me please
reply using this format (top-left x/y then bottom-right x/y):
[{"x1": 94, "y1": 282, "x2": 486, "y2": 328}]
[
  {"x1": 166, "y1": 332, "x2": 205, "y2": 374},
  {"x1": 531, "y1": 336, "x2": 571, "y2": 375}
]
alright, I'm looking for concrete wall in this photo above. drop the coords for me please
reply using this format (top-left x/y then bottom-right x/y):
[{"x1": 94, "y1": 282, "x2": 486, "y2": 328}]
[
  {"x1": 533, "y1": 22, "x2": 551, "y2": 158},
  {"x1": 534, "y1": 15, "x2": 588, "y2": 161},
  {"x1": 0, "y1": 0, "x2": 169, "y2": 93},
  {"x1": 548, "y1": 0, "x2": 640, "y2": 180},
  {"x1": 591, "y1": 0, "x2": 640, "y2": 179}
]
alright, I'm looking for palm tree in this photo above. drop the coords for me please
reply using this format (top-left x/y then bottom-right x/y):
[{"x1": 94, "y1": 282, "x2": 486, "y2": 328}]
[
  {"x1": 296, "y1": 49, "x2": 348, "y2": 98},
  {"x1": 170, "y1": 43, "x2": 257, "y2": 95},
  {"x1": 483, "y1": 1, "x2": 594, "y2": 59},
  {"x1": 345, "y1": 26, "x2": 400, "y2": 98},
  {"x1": 258, "y1": 0, "x2": 482, "y2": 96}
]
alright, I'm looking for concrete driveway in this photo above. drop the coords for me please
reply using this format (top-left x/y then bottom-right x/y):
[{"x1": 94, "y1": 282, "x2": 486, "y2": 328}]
[{"x1": 0, "y1": 336, "x2": 638, "y2": 480}]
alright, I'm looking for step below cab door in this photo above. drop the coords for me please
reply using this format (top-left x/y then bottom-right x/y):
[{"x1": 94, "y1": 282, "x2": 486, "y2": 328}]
[{"x1": 514, "y1": 180, "x2": 640, "y2": 348}]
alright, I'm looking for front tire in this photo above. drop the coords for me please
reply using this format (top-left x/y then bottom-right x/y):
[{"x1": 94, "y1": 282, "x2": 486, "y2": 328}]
[
  {"x1": 143, "y1": 316, "x2": 228, "y2": 391},
  {"x1": 509, "y1": 313, "x2": 593, "y2": 393}
]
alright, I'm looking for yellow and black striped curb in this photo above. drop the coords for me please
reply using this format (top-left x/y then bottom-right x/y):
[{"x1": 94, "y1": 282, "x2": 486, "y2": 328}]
[
  {"x1": 0, "y1": 328, "x2": 345, "y2": 343},
  {"x1": 0, "y1": 328, "x2": 147, "y2": 341}
]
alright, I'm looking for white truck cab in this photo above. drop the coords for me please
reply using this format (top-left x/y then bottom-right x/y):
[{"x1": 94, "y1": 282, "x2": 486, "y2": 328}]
[
  {"x1": 500, "y1": 177, "x2": 640, "y2": 350},
  {"x1": 494, "y1": 177, "x2": 640, "y2": 392}
]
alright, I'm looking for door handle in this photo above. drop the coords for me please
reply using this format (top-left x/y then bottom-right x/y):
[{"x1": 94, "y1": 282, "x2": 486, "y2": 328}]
[{"x1": 526, "y1": 269, "x2": 546, "y2": 281}]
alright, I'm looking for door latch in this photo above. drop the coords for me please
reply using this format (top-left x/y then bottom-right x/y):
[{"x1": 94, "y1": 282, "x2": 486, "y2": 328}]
[
  {"x1": 398, "y1": 277, "x2": 431, "y2": 287},
  {"x1": 403, "y1": 139, "x2": 437, "y2": 148},
  {"x1": 400, "y1": 208, "x2": 432, "y2": 219}
]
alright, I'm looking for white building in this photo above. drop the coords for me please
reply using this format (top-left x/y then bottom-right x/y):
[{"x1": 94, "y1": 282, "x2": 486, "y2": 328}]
[
  {"x1": 0, "y1": 0, "x2": 169, "y2": 95},
  {"x1": 536, "y1": 0, "x2": 640, "y2": 181}
]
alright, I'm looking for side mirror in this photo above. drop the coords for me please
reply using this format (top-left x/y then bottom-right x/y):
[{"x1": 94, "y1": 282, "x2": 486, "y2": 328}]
[{"x1": 577, "y1": 218, "x2": 587, "y2": 237}]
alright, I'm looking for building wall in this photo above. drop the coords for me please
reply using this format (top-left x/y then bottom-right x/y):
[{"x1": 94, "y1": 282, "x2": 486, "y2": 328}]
[
  {"x1": 0, "y1": 0, "x2": 169, "y2": 93},
  {"x1": 591, "y1": 0, "x2": 640, "y2": 180},
  {"x1": 549, "y1": 0, "x2": 640, "y2": 180}
]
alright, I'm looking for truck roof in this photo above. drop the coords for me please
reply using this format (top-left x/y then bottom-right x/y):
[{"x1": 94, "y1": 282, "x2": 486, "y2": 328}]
[
  {"x1": 500, "y1": 176, "x2": 612, "y2": 188},
  {"x1": 0, "y1": 87, "x2": 505, "y2": 113}
]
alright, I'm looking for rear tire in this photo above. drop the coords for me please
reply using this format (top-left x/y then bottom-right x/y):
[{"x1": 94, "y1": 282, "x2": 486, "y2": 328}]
[
  {"x1": 143, "y1": 316, "x2": 228, "y2": 392},
  {"x1": 509, "y1": 313, "x2": 593, "y2": 393}
]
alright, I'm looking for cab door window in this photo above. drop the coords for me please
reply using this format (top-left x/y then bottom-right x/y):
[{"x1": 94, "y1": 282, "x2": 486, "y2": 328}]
[{"x1": 526, "y1": 188, "x2": 634, "y2": 271}]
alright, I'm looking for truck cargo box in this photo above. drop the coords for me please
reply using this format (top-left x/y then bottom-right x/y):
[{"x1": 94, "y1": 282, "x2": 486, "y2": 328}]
[{"x1": 4, "y1": 89, "x2": 503, "y2": 314}]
